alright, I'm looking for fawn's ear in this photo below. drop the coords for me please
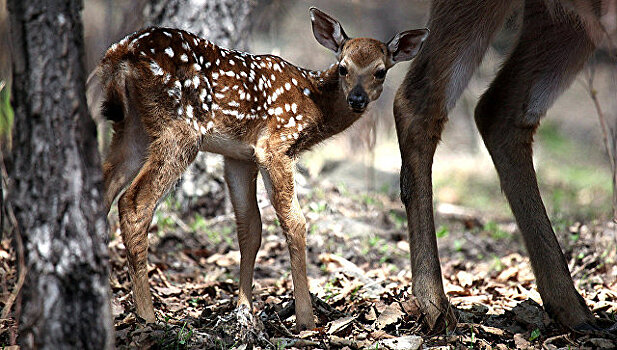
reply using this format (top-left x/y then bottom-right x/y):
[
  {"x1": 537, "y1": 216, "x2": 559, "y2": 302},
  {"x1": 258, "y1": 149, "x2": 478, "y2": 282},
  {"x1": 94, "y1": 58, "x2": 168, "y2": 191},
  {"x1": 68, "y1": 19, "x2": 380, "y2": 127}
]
[
  {"x1": 386, "y1": 29, "x2": 429, "y2": 66},
  {"x1": 310, "y1": 7, "x2": 348, "y2": 53}
]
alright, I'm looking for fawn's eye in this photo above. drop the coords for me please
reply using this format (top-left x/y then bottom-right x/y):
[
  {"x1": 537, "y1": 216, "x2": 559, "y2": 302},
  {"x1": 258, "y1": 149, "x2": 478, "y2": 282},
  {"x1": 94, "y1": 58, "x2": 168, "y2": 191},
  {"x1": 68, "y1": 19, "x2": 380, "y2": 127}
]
[
  {"x1": 338, "y1": 65, "x2": 348, "y2": 76},
  {"x1": 374, "y1": 69, "x2": 386, "y2": 79}
]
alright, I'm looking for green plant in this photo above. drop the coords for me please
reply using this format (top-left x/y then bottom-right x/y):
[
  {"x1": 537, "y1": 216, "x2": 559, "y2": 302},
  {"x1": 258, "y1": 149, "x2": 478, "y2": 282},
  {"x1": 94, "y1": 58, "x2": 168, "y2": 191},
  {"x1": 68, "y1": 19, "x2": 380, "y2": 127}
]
[
  {"x1": 491, "y1": 254, "x2": 504, "y2": 272},
  {"x1": 176, "y1": 321, "x2": 193, "y2": 348},
  {"x1": 388, "y1": 210, "x2": 406, "y2": 229},
  {"x1": 469, "y1": 324, "x2": 476, "y2": 348},
  {"x1": 155, "y1": 213, "x2": 176, "y2": 236},
  {"x1": 436, "y1": 225, "x2": 449, "y2": 238},
  {"x1": 0, "y1": 81, "x2": 14, "y2": 146},
  {"x1": 309, "y1": 201, "x2": 327, "y2": 213},
  {"x1": 484, "y1": 221, "x2": 510, "y2": 240},
  {"x1": 529, "y1": 328, "x2": 540, "y2": 341},
  {"x1": 453, "y1": 239, "x2": 464, "y2": 252}
]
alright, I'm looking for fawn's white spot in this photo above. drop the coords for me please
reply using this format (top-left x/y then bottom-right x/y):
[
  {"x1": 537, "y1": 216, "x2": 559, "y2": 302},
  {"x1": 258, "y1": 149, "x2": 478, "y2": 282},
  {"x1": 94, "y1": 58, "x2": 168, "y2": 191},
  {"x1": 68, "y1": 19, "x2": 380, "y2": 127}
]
[
  {"x1": 187, "y1": 105, "x2": 194, "y2": 118},
  {"x1": 303, "y1": 88, "x2": 310, "y2": 96},
  {"x1": 150, "y1": 61, "x2": 164, "y2": 76},
  {"x1": 199, "y1": 89, "x2": 208, "y2": 101},
  {"x1": 165, "y1": 47, "x2": 174, "y2": 57},
  {"x1": 180, "y1": 53, "x2": 188, "y2": 62},
  {"x1": 274, "y1": 107, "x2": 283, "y2": 116},
  {"x1": 285, "y1": 82, "x2": 291, "y2": 90},
  {"x1": 292, "y1": 78, "x2": 298, "y2": 86},
  {"x1": 291, "y1": 103, "x2": 297, "y2": 113},
  {"x1": 285, "y1": 117, "x2": 296, "y2": 128}
]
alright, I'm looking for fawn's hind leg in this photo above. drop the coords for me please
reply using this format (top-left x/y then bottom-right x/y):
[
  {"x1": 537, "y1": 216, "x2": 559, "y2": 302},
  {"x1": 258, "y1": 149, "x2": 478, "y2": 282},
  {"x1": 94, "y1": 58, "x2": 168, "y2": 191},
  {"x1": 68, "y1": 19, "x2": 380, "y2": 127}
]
[
  {"x1": 118, "y1": 125, "x2": 200, "y2": 322},
  {"x1": 103, "y1": 116, "x2": 149, "y2": 215},
  {"x1": 224, "y1": 157, "x2": 262, "y2": 311}
]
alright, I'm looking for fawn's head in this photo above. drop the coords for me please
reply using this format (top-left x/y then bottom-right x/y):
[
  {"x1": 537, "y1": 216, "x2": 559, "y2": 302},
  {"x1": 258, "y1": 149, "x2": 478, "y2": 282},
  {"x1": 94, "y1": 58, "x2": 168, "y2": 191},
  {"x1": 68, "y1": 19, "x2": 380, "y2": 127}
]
[{"x1": 310, "y1": 8, "x2": 428, "y2": 113}]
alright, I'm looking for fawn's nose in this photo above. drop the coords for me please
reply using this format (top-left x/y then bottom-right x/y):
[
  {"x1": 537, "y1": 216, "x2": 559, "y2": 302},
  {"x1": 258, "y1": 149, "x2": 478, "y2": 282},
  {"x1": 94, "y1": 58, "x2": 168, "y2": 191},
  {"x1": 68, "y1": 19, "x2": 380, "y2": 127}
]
[{"x1": 347, "y1": 86, "x2": 368, "y2": 112}]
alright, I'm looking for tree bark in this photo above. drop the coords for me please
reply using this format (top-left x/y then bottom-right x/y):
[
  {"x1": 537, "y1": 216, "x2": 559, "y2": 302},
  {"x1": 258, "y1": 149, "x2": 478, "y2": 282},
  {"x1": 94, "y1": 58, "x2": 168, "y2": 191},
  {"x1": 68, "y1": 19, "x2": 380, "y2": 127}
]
[
  {"x1": 7, "y1": 0, "x2": 113, "y2": 348},
  {"x1": 143, "y1": 0, "x2": 265, "y2": 217}
]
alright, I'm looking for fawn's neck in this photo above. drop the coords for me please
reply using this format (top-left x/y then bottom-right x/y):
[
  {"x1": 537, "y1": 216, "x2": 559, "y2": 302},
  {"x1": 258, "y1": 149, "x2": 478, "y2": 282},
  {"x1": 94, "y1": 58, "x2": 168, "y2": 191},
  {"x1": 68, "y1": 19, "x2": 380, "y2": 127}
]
[{"x1": 288, "y1": 64, "x2": 366, "y2": 155}]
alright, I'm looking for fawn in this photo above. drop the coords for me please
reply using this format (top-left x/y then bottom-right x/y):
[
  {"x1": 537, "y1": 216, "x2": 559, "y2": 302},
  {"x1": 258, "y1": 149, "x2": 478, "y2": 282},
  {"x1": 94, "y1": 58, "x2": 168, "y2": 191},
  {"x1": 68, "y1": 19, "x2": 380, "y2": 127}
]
[{"x1": 99, "y1": 7, "x2": 427, "y2": 331}]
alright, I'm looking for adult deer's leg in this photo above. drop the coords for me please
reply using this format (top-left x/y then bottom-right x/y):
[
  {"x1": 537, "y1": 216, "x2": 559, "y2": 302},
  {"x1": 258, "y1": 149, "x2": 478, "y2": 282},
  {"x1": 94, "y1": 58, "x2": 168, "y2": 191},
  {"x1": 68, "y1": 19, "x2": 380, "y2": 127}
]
[
  {"x1": 394, "y1": 0, "x2": 512, "y2": 331},
  {"x1": 224, "y1": 157, "x2": 262, "y2": 311},
  {"x1": 119, "y1": 125, "x2": 200, "y2": 322},
  {"x1": 474, "y1": 0, "x2": 596, "y2": 331},
  {"x1": 260, "y1": 156, "x2": 314, "y2": 331}
]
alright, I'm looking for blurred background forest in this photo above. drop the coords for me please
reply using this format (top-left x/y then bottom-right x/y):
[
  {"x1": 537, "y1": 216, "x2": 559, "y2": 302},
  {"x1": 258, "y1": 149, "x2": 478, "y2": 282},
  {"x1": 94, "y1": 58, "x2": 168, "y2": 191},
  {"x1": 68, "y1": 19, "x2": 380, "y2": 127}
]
[
  {"x1": 79, "y1": 0, "x2": 617, "y2": 222},
  {"x1": 1, "y1": 0, "x2": 616, "y2": 222}
]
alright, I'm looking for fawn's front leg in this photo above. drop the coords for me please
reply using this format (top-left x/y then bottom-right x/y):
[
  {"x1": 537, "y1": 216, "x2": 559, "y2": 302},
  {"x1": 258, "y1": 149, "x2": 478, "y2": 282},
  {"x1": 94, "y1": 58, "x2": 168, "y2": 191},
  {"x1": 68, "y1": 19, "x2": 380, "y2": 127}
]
[
  {"x1": 260, "y1": 156, "x2": 315, "y2": 331},
  {"x1": 224, "y1": 157, "x2": 262, "y2": 312}
]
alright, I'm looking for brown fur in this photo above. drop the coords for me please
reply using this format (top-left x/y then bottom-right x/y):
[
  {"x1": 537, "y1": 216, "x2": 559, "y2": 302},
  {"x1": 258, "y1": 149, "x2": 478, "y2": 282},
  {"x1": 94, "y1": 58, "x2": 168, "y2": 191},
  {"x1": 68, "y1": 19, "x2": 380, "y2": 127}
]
[
  {"x1": 394, "y1": 0, "x2": 616, "y2": 333},
  {"x1": 100, "y1": 8, "x2": 427, "y2": 331}
]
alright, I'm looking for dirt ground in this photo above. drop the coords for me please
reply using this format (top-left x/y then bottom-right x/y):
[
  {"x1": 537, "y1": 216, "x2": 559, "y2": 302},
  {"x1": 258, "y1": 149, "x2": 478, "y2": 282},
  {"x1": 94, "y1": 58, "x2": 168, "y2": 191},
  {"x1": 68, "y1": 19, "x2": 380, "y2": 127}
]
[
  {"x1": 98, "y1": 167, "x2": 617, "y2": 349},
  {"x1": 2, "y1": 163, "x2": 617, "y2": 349}
]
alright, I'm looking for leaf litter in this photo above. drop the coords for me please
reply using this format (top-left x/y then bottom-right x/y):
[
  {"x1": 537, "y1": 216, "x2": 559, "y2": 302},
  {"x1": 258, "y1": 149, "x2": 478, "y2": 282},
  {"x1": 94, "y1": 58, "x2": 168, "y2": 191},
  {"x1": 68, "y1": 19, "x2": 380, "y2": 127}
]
[{"x1": 2, "y1": 177, "x2": 617, "y2": 349}]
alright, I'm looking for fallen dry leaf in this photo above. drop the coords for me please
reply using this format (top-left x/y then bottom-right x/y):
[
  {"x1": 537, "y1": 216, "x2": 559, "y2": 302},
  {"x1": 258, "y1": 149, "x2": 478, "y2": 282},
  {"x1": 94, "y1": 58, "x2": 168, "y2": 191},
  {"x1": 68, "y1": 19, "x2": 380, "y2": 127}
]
[{"x1": 373, "y1": 303, "x2": 404, "y2": 330}]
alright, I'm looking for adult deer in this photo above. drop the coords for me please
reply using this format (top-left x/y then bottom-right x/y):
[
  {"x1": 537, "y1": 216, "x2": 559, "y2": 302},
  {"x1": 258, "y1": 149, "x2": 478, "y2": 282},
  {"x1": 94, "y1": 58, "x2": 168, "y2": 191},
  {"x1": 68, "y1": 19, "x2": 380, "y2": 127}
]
[
  {"x1": 395, "y1": 0, "x2": 617, "y2": 333},
  {"x1": 98, "y1": 8, "x2": 427, "y2": 331}
]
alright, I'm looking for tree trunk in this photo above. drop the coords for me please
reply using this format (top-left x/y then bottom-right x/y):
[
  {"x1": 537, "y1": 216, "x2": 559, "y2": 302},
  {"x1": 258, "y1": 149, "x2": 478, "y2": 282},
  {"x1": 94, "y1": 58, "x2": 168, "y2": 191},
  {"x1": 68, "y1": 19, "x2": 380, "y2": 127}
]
[
  {"x1": 7, "y1": 0, "x2": 113, "y2": 348},
  {"x1": 143, "y1": 0, "x2": 265, "y2": 218}
]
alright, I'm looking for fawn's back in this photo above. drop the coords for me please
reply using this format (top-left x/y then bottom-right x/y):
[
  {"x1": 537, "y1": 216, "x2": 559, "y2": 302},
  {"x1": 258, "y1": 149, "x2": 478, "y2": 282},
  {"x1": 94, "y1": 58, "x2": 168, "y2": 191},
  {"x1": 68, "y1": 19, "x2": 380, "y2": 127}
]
[{"x1": 99, "y1": 27, "x2": 328, "y2": 162}]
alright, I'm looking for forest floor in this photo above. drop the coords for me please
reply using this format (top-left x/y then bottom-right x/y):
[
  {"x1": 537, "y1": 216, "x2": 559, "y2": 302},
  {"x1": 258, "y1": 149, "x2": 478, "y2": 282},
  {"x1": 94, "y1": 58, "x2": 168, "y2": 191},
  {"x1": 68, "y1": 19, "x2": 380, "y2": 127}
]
[
  {"x1": 2, "y1": 161, "x2": 617, "y2": 349},
  {"x1": 100, "y1": 160, "x2": 617, "y2": 350}
]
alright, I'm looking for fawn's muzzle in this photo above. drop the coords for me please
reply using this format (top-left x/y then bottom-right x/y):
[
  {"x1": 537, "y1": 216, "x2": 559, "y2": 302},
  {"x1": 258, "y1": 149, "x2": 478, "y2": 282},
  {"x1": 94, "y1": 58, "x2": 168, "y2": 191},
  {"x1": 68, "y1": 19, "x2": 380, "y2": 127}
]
[{"x1": 347, "y1": 86, "x2": 368, "y2": 112}]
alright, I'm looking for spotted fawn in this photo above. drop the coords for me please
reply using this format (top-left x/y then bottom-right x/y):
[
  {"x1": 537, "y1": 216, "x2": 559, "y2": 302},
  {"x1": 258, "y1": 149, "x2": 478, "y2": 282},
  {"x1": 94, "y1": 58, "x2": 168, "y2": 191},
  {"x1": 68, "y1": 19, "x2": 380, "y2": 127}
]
[{"x1": 99, "y1": 7, "x2": 428, "y2": 331}]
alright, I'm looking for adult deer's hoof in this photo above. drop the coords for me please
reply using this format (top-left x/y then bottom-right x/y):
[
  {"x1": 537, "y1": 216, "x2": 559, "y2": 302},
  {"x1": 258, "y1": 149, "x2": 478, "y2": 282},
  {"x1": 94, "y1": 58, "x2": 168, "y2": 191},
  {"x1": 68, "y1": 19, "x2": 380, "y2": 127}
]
[
  {"x1": 573, "y1": 319, "x2": 617, "y2": 339},
  {"x1": 415, "y1": 294, "x2": 457, "y2": 334}
]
